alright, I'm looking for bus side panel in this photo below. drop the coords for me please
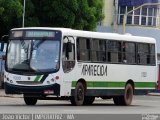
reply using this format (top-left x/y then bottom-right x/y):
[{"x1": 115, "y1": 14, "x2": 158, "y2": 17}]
[{"x1": 70, "y1": 63, "x2": 157, "y2": 96}]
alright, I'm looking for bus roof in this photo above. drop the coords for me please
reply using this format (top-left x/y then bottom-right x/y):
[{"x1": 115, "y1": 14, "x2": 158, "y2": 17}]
[{"x1": 11, "y1": 27, "x2": 156, "y2": 44}]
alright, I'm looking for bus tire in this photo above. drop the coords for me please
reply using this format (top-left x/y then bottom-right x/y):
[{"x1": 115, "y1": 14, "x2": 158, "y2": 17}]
[
  {"x1": 70, "y1": 82, "x2": 85, "y2": 106},
  {"x1": 24, "y1": 95, "x2": 37, "y2": 105},
  {"x1": 113, "y1": 96, "x2": 124, "y2": 105},
  {"x1": 83, "y1": 96, "x2": 95, "y2": 105},
  {"x1": 113, "y1": 83, "x2": 133, "y2": 106}
]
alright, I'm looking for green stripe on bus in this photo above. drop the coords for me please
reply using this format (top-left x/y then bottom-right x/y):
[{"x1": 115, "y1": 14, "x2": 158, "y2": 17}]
[
  {"x1": 71, "y1": 81, "x2": 156, "y2": 88},
  {"x1": 34, "y1": 75, "x2": 41, "y2": 82},
  {"x1": 134, "y1": 82, "x2": 156, "y2": 88}
]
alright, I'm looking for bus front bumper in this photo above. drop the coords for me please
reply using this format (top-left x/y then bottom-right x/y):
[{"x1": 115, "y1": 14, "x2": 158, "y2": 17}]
[{"x1": 4, "y1": 82, "x2": 60, "y2": 96}]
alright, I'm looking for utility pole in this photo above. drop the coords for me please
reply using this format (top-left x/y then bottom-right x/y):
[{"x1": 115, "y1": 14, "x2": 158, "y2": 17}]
[
  {"x1": 22, "y1": 0, "x2": 26, "y2": 27},
  {"x1": 113, "y1": 0, "x2": 119, "y2": 33}
]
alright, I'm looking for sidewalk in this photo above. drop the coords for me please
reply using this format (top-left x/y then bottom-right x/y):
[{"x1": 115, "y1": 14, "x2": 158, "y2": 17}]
[
  {"x1": 148, "y1": 90, "x2": 160, "y2": 96},
  {"x1": 148, "y1": 92, "x2": 160, "y2": 96}
]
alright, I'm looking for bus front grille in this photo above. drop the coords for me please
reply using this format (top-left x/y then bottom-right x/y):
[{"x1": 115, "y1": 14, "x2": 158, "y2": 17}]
[{"x1": 16, "y1": 81, "x2": 42, "y2": 85}]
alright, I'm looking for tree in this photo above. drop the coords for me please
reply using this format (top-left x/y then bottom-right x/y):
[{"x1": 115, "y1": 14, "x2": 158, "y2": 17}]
[
  {"x1": 0, "y1": 0, "x2": 23, "y2": 37},
  {"x1": 0, "y1": 0, "x2": 103, "y2": 37},
  {"x1": 24, "y1": 0, "x2": 39, "y2": 27},
  {"x1": 25, "y1": 0, "x2": 103, "y2": 31}
]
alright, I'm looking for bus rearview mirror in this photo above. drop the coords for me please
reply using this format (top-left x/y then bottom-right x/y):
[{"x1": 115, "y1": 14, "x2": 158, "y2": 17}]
[{"x1": 66, "y1": 42, "x2": 72, "y2": 52}]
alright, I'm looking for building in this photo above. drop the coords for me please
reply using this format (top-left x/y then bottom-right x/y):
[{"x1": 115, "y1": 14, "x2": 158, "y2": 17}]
[{"x1": 97, "y1": 0, "x2": 160, "y2": 60}]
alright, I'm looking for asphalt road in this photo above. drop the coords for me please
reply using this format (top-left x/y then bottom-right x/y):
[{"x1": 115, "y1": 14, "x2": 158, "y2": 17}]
[{"x1": 0, "y1": 95, "x2": 160, "y2": 114}]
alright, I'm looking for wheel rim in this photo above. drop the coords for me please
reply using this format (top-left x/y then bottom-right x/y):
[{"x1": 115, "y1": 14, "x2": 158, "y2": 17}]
[
  {"x1": 125, "y1": 85, "x2": 133, "y2": 105},
  {"x1": 77, "y1": 87, "x2": 84, "y2": 101}
]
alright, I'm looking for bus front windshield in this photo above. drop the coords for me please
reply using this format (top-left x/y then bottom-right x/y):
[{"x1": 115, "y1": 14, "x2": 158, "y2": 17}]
[{"x1": 7, "y1": 39, "x2": 60, "y2": 73}]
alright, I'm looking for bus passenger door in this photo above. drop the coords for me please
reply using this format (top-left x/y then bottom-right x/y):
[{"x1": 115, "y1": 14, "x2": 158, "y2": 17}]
[{"x1": 62, "y1": 36, "x2": 75, "y2": 96}]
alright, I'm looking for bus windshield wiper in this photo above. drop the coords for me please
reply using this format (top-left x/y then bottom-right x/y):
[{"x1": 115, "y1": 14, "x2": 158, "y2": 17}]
[{"x1": 33, "y1": 37, "x2": 47, "y2": 50}]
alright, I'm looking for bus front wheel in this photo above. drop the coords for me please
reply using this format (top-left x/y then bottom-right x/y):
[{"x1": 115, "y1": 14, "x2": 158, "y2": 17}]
[
  {"x1": 70, "y1": 82, "x2": 85, "y2": 106},
  {"x1": 113, "y1": 83, "x2": 133, "y2": 106},
  {"x1": 24, "y1": 94, "x2": 37, "y2": 105}
]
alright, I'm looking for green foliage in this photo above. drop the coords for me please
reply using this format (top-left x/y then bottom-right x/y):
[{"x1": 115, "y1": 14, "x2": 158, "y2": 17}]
[
  {"x1": 73, "y1": 0, "x2": 104, "y2": 30},
  {"x1": 0, "y1": 0, "x2": 23, "y2": 37},
  {"x1": 26, "y1": 0, "x2": 103, "y2": 31},
  {"x1": 0, "y1": 0, "x2": 103, "y2": 37}
]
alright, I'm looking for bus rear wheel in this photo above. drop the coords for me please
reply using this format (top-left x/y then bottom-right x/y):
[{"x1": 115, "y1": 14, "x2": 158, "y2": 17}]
[
  {"x1": 113, "y1": 83, "x2": 133, "y2": 106},
  {"x1": 24, "y1": 94, "x2": 37, "y2": 105},
  {"x1": 70, "y1": 82, "x2": 85, "y2": 106}
]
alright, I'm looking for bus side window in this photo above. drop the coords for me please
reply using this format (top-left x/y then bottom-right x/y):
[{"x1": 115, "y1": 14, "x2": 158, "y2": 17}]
[
  {"x1": 77, "y1": 37, "x2": 91, "y2": 61},
  {"x1": 62, "y1": 36, "x2": 75, "y2": 72},
  {"x1": 137, "y1": 54, "x2": 140, "y2": 64},
  {"x1": 107, "y1": 41, "x2": 121, "y2": 63},
  {"x1": 122, "y1": 42, "x2": 136, "y2": 64},
  {"x1": 77, "y1": 38, "x2": 80, "y2": 60},
  {"x1": 150, "y1": 44, "x2": 156, "y2": 65},
  {"x1": 137, "y1": 43, "x2": 150, "y2": 65}
]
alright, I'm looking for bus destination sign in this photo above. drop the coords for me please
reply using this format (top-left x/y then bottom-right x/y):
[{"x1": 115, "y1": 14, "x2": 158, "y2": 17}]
[
  {"x1": 26, "y1": 31, "x2": 55, "y2": 37},
  {"x1": 10, "y1": 30, "x2": 56, "y2": 38}
]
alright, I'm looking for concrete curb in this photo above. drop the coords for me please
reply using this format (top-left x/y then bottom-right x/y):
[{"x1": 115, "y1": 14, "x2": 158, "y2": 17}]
[{"x1": 148, "y1": 93, "x2": 160, "y2": 96}]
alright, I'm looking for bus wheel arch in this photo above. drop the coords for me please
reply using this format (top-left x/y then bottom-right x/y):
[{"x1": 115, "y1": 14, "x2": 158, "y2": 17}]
[
  {"x1": 77, "y1": 79, "x2": 87, "y2": 91},
  {"x1": 70, "y1": 79, "x2": 86, "y2": 106},
  {"x1": 113, "y1": 80, "x2": 134, "y2": 106},
  {"x1": 126, "y1": 79, "x2": 135, "y2": 94},
  {"x1": 124, "y1": 80, "x2": 134, "y2": 105},
  {"x1": 76, "y1": 79, "x2": 95, "y2": 105}
]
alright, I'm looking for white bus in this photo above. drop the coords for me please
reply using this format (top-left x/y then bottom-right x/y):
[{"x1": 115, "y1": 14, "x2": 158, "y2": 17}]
[{"x1": 3, "y1": 27, "x2": 157, "y2": 106}]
